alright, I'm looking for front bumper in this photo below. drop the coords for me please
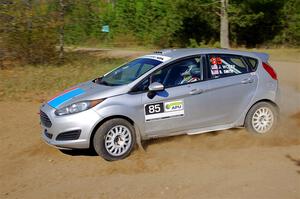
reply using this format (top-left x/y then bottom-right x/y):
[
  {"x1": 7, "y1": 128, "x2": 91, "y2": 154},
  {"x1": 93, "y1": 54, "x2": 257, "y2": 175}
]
[{"x1": 40, "y1": 103, "x2": 103, "y2": 149}]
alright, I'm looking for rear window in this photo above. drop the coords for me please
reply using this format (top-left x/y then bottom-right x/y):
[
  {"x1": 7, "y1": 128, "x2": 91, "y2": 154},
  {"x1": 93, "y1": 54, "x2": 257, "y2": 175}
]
[
  {"x1": 208, "y1": 54, "x2": 249, "y2": 79},
  {"x1": 245, "y1": 57, "x2": 258, "y2": 71}
]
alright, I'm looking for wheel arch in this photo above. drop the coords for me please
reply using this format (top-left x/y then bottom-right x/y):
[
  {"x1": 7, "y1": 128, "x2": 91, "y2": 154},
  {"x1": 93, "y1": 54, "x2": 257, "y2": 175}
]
[
  {"x1": 89, "y1": 115, "x2": 142, "y2": 150},
  {"x1": 244, "y1": 99, "x2": 279, "y2": 126}
]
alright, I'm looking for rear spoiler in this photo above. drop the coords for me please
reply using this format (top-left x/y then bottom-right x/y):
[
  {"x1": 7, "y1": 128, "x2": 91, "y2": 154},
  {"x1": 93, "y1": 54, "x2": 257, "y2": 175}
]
[{"x1": 251, "y1": 52, "x2": 269, "y2": 63}]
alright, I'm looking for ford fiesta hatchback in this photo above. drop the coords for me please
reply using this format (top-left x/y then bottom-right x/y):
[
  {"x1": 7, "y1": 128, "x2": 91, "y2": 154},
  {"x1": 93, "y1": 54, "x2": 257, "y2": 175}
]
[{"x1": 40, "y1": 48, "x2": 279, "y2": 161}]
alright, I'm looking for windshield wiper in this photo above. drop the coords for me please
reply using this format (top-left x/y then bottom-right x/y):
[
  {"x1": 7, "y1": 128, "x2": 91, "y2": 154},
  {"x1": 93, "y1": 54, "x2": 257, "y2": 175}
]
[
  {"x1": 94, "y1": 77, "x2": 108, "y2": 85},
  {"x1": 95, "y1": 78, "x2": 114, "y2": 86},
  {"x1": 94, "y1": 77, "x2": 121, "y2": 86},
  {"x1": 99, "y1": 80, "x2": 110, "y2": 86}
]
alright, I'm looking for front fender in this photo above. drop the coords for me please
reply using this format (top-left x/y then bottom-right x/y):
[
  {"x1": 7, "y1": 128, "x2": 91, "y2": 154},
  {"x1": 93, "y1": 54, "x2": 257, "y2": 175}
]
[{"x1": 93, "y1": 104, "x2": 146, "y2": 140}]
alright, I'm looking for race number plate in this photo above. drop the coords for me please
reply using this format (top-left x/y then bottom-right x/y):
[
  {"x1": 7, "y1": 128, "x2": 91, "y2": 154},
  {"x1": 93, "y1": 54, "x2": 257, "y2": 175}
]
[
  {"x1": 144, "y1": 100, "x2": 184, "y2": 121},
  {"x1": 145, "y1": 103, "x2": 164, "y2": 115}
]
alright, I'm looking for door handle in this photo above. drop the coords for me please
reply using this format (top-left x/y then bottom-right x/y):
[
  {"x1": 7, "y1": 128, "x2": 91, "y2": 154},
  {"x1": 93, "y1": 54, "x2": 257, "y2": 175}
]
[
  {"x1": 189, "y1": 88, "x2": 204, "y2": 95},
  {"x1": 241, "y1": 78, "x2": 254, "y2": 84}
]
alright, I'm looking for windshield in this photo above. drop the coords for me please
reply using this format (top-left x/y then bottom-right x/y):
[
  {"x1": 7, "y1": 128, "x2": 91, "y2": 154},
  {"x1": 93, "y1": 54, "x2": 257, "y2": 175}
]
[{"x1": 97, "y1": 58, "x2": 162, "y2": 86}]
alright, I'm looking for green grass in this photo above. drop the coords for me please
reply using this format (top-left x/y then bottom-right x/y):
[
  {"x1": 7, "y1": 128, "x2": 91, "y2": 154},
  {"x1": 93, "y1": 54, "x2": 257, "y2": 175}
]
[
  {"x1": 69, "y1": 43, "x2": 300, "y2": 62},
  {"x1": 236, "y1": 48, "x2": 300, "y2": 62},
  {"x1": 0, "y1": 52, "x2": 127, "y2": 102}
]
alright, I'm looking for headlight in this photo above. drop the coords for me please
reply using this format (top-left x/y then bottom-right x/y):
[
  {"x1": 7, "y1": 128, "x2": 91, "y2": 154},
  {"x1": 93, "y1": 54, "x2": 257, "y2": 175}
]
[{"x1": 55, "y1": 99, "x2": 105, "y2": 116}]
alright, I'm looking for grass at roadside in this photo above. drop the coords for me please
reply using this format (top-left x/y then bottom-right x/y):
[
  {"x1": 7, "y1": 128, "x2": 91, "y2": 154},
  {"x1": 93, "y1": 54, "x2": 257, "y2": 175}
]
[
  {"x1": 73, "y1": 43, "x2": 300, "y2": 62},
  {"x1": 0, "y1": 48, "x2": 299, "y2": 102},
  {"x1": 237, "y1": 48, "x2": 300, "y2": 62},
  {"x1": 0, "y1": 52, "x2": 127, "y2": 102}
]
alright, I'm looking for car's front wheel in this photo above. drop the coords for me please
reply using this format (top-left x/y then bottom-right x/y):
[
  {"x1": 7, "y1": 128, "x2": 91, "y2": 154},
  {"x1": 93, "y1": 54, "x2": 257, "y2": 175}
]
[
  {"x1": 93, "y1": 118, "x2": 136, "y2": 161},
  {"x1": 245, "y1": 102, "x2": 278, "y2": 134}
]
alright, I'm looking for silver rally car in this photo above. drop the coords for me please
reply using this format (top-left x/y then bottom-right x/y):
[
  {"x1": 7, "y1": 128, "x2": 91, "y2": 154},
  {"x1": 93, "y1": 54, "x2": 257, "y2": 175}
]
[{"x1": 40, "y1": 48, "x2": 279, "y2": 161}]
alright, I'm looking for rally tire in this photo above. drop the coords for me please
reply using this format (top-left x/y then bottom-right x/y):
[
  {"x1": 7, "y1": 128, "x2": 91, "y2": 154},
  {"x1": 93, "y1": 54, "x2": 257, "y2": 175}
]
[
  {"x1": 245, "y1": 102, "x2": 278, "y2": 135},
  {"x1": 93, "y1": 118, "x2": 136, "y2": 161}
]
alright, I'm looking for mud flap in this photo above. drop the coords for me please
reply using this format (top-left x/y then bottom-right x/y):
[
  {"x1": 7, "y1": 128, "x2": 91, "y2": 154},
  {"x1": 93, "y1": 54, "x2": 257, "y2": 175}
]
[{"x1": 134, "y1": 125, "x2": 145, "y2": 152}]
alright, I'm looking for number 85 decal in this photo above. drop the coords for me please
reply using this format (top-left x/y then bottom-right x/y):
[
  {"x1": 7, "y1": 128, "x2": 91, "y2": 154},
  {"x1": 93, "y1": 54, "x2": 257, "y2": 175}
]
[{"x1": 145, "y1": 103, "x2": 164, "y2": 115}]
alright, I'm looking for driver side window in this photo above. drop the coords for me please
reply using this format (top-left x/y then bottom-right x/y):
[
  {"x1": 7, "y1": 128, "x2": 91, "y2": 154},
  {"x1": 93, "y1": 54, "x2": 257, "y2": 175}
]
[
  {"x1": 151, "y1": 57, "x2": 203, "y2": 88},
  {"x1": 132, "y1": 56, "x2": 204, "y2": 93}
]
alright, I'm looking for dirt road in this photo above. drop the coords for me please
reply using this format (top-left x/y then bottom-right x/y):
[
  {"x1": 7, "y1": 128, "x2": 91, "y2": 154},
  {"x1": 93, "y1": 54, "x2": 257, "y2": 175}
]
[{"x1": 0, "y1": 60, "x2": 300, "y2": 199}]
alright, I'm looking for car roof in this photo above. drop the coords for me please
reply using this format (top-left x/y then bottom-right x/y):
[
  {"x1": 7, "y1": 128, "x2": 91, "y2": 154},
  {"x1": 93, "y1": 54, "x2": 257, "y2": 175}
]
[{"x1": 148, "y1": 48, "x2": 267, "y2": 62}]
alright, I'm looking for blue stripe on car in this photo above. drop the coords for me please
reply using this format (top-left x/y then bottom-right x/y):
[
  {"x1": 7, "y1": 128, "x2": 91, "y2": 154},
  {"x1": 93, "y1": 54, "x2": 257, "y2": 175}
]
[{"x1": 48, "y1": 88, "x2": 85, "y2": 108}]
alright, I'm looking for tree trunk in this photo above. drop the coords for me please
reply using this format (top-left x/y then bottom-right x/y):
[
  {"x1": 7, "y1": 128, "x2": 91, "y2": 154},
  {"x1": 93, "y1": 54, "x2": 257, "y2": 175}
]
[
  {"x1": 59, "y1": 0, "x2": 65, "y2": 63},
  {"x1": 25, "y1": 0, "x2": 33, "y2": 61},
  {"x1": 220, "y1": 0, "x2": 230, "y2": 48}
]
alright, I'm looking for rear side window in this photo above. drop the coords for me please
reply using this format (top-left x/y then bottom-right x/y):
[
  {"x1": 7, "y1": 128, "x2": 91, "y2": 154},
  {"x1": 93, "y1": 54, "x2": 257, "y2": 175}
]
[
  {"x1": 208, "y1": 54, "x2": 249, "y2": 79},
  {"x1": 245, "y1": 57, "x2": 258, "y2": 71}
]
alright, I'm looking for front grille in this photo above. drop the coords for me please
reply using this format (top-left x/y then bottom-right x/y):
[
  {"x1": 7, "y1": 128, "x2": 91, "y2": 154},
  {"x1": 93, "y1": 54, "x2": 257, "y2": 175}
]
[
  {"x1": 40, "y1": 111, "x2": 52, "y2": 128},
  {"x1": 56, "y1": 130, "x2": 81, "y2": 141},
  {"x1": 44, "y1": 131, "x2": 53, "y2": 139}
]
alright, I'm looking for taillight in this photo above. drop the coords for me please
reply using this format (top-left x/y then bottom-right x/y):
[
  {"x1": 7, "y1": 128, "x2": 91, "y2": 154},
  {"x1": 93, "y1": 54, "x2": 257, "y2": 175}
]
[{"x1": 262, "y1": 62, "x2": 277, "y2": 80}]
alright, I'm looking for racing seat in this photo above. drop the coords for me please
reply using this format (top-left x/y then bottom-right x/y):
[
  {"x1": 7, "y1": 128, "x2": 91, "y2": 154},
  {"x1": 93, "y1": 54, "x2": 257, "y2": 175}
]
[
  {"x1": 163, "y1": 65, "x2": 188, "y2": 87},
  {"x1": 180, "y1": 64, "x2": 201, "y2": 84}
]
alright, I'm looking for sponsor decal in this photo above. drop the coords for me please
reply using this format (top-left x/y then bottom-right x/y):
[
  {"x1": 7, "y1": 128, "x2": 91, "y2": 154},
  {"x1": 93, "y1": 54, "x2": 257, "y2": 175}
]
[
  {"x1": 165, "y1": 101, "x2": 183, "y2": 112},
  {"x1": 210, "y1": 57, "x2": 242, "y2": 75},
  {"x1": 222, "y1": 63, "x2": 241, "y2": 74},
  {"x1": 211, "y1": 69, "x2": 219, "y2": 75},
  {"x1": 48, "y1": 88, "x2": 85, "y2": 108},
  {"x1": 141, "y1": 55, "x2": 171, "y2": 62},
  {"x1": 210, "y1": 57, "x2": 222, "y2": 65},
  {"x1": 144, "y1": 100, "x2": 184, "y2": 121}
]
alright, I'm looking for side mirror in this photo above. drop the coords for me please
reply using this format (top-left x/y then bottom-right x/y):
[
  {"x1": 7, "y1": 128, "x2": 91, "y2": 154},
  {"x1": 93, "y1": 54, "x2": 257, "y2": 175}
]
[
  {"x1": 147, "y1": 82, "x2": 164, "y2": 99},
  {"x1": 148, "y1": 82, "x2": 164, "y2": 92}
]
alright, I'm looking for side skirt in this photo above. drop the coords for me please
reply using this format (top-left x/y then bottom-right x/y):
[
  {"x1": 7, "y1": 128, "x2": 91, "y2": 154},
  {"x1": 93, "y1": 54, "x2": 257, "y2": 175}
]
[
  {"x1": 186, "y1": 124, "x2": 237, "y2": 135},
  {"x1": 145, "y1": 123, "x2": 243, "y2": 139}
]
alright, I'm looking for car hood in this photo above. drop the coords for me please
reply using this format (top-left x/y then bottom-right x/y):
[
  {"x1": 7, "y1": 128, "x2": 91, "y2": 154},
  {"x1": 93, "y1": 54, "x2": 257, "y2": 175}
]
[{"x1": 47, "y1": 80, "x2": 128, "y2": 109}]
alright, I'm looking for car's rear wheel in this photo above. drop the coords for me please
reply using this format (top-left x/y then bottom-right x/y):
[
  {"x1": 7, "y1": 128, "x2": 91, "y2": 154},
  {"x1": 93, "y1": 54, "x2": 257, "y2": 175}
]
[
  {"x1": 93, "y1": 118, "x2": 136, "y2": 161},
  {"x1": 245, "y1": 102, "x2": 278, "y2": 134}
]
